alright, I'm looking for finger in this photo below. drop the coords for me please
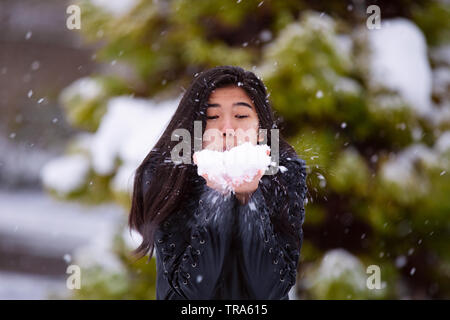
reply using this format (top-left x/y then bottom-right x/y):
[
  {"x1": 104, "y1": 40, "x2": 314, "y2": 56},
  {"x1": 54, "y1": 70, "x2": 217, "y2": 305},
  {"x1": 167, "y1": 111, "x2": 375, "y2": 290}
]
[{"x1": 255, "y1": 169, "x2": 264, "y2": 181}]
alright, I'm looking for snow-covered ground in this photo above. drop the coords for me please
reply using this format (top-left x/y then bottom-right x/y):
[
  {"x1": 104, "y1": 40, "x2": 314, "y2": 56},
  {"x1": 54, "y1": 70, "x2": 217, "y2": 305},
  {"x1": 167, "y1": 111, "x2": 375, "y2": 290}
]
[
  {"x1": 0, "y1": 189, "x2": 125, "y2": 299},
  {"x1": 0, "y1": 271, "x2": 69, "y2": 300}
]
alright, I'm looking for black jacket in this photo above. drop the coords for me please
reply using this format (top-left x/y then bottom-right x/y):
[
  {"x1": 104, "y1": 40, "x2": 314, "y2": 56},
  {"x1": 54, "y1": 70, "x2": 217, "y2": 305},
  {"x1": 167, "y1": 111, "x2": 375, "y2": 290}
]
[{"x1": 142, "y1": 152, "x2": 307, "y2": 300}]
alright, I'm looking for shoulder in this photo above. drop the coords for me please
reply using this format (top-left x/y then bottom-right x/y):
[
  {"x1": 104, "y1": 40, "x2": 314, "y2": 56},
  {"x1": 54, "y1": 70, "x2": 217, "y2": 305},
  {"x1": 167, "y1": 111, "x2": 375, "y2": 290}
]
[
  {"x1": 276, "y1": 149, "x2": 307, "y2": 183},
  {"x1": 279, "y1": 147, "x2": 306, "y2": 169},
  {"x1": 259, "y1": 149, "x2": 307, "y2": 202}
]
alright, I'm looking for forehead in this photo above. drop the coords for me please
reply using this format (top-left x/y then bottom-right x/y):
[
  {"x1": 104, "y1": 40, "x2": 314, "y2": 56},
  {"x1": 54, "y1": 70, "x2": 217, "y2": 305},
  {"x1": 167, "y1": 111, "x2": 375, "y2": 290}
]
[{"x1": 208, "y1": 86, "x2": 252, "y2": 103}]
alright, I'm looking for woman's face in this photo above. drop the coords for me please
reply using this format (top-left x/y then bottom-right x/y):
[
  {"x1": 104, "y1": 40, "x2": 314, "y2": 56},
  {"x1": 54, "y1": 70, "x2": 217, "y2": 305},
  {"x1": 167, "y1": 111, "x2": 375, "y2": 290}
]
[{"x1": 203, "y1": 85, "x2": 261, "y2": 151}]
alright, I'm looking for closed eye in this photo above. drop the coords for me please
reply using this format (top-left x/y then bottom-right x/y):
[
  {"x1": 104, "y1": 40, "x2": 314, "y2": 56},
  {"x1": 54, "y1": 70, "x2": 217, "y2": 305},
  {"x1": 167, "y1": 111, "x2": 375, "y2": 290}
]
[{"x1": 206, "y1": 115, "x2": 249, "y2": 120}]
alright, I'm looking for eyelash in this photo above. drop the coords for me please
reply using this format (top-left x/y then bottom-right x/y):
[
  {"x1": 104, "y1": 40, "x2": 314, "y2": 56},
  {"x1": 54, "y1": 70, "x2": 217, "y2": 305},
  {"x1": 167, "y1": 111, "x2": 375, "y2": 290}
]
[{"x1": 206, "y1": 115, "x2": 249, "y2": 120}]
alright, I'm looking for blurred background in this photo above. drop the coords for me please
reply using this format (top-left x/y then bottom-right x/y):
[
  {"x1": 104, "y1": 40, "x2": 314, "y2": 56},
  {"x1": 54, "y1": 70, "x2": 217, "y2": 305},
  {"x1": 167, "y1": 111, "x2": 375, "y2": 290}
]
[{"x1": 0, "y1": 0, "x2": 449, "y2": 299}]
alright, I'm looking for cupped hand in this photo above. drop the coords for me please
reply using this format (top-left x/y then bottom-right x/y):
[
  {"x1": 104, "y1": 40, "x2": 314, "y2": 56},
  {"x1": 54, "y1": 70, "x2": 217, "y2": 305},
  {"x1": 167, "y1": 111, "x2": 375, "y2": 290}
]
[
  {"x1": 193, "y1": 153, "x2": 230, "y2": 195},
  {"x1": 231, "y1": 148, "x2": 269, "y2": 198},
  {"x1": 200, "y1": 173, "x2": 231, "y2": 195},
  {"x1": 193, "y1": 149, "x2": 269, "y2": 199},
  {"x1": 230, "y1": 169, "x2": 264, "y2": 193}
]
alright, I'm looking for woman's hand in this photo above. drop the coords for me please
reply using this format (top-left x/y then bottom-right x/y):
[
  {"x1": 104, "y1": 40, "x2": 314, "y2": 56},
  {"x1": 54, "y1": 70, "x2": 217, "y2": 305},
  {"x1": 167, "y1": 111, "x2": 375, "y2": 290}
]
[
  {"x1": 193, "y1": 153, "x2": 231, "y2": 195},
  {"x1": 231, "y1": 169, "x2": 265, "y2": 205},
  {"x1": 232, "y1": 148, "x2": 269, "y2": 204},
  {"x1": 193, "y1": 151, "x2": 267, "y2": 202},
  {"x1": 201, "y1": 173, "x2": 232, "y2": 195}
]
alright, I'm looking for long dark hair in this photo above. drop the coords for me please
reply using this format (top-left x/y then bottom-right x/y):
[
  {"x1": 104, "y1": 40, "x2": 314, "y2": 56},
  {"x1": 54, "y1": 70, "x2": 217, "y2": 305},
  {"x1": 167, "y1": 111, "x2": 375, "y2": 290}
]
[{"x1": 128, "y1": 65, "x2": 300, "y2": 262}]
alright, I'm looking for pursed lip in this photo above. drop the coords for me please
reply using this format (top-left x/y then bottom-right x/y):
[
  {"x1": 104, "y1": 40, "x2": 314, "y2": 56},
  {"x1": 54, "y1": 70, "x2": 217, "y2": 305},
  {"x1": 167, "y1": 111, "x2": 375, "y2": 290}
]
[{"x1": 222, "y1": 144, "x2": 235, "y2": 152}]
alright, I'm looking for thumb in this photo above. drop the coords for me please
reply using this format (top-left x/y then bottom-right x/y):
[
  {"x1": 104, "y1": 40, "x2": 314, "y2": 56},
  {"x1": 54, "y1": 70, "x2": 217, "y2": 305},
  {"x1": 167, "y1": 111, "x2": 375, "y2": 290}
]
[{"x1": 193, "y1": 153, "x2": 197, "y2": 165}]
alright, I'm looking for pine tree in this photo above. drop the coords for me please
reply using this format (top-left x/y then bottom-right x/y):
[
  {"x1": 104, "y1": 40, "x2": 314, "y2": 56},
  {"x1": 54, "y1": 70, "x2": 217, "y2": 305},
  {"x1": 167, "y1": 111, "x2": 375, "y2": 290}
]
[{"x1": 45, "y1": 0, "x2": 450, "y2": 299}]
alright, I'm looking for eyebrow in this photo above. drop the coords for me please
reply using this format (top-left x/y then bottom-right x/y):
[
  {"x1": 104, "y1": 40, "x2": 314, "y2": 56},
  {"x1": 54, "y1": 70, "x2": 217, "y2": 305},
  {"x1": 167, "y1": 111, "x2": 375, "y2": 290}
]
[{"x1": 206, "y1": 102, "x2": 253, "y2": 109}]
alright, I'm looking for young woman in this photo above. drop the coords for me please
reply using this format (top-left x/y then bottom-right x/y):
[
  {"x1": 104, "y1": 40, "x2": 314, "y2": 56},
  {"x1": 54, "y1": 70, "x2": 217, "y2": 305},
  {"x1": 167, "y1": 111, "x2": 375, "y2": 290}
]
[{"x1": 129, "y1": 65, "x2": 308, "y2": 300}]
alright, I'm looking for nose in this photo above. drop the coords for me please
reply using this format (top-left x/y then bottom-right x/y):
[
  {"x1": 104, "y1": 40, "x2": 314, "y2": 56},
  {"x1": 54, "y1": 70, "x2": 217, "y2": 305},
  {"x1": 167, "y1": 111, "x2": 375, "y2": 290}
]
[
  {"x1": 222, "y1": 131, "x2": 234, "y2": 137},
  {"x1": 221, "y1": 121, "x2": 236, "y2": 151},
  {"x1": 220, "y1": 117, "x2": 235, "y2": 137}
]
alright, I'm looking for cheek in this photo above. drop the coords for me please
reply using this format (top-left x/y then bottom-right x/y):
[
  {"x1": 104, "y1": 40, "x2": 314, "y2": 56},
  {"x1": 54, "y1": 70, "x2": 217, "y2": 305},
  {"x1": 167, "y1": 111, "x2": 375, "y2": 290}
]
[
  {"x1": 236, "y1": 120, "x2": 260, "y2": 145},
  {"x1": 238, "y1": 117, "x2": 258, "y2": 130},
  {"x1": 202, "y1": 127, "x2": 223, "y2": 150}
]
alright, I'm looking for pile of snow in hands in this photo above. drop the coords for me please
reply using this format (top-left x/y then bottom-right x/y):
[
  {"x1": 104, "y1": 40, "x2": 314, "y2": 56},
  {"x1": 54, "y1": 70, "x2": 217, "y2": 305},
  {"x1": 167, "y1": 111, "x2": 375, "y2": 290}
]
[{"x1": 193, "y1": 142, "x2": 274, "y2": 192}]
